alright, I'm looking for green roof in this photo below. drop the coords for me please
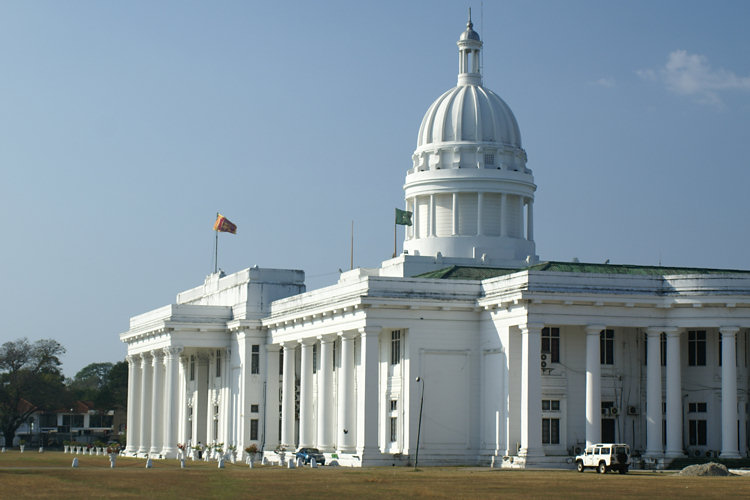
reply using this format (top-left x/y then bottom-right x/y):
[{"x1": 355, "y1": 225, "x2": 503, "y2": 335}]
[{"x1": 415, "y1": 261, "x2": 750, "y2": 281}]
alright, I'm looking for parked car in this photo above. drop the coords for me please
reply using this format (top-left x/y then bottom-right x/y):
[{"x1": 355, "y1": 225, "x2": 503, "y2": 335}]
[
  {"x1": 575, "y1": 443, "x2": 630, "y2": 474},
  {"x1": 295, "y1": 447, "x2": 325, "y2": 465}
]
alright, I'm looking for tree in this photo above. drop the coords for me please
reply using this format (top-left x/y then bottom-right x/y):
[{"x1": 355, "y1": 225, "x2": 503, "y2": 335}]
[
  {"x1": 68, "y1": 362, "x2": 114, "y2": 402},
  {"x1": 66, "y1": 360, "x2": 127, "y2": 410},
  {"x1": 0, "y1": 338, "x2": 66, "y2": 446}
]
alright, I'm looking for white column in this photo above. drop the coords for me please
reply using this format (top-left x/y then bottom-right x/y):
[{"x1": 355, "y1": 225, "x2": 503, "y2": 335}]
[
  {"x1": 125, "y1": 355, "x2": 140, "y2": 455},
  {"x1": 526, "y1": 199, "x2": 534, "y2": 241},
  {"x1": 585, "y1": 325, "x2": 604, "y2": 447},
  {"x1": 356, "y1": 327, "x2": 381, "y2": 461},
  {"x1": 264, "y1": 344, "x2": 280, "y2": 451},
  {"x1": 280, "y1": 342, "x2": 296, "y2": 449},
  {"x1": 519, "y1": 323, "x2": 544, "y2": 458},
  {"x1": 720, "y1": 326, "x2": 740, "y2": 458},
  {"x1": 665, "y1": 328, "x2": 683, "y2": 458},
  {"x1": 337, "y1": 332, "x2": 356, "y2": 453},
  {"x1": 428, "y1": 194, "x2": 435, "y2": 237},
  {"x1": 161, "y1": 346, "x2": 183, "y2": 458},
  {"x1": 645, "y1": 328, "x2": 663, "y2": 457},
  {"x1": 451, "y1": 193, "x2": 458, "y2": 235},
  {"x1": 413, "y1": 197, "x2": 420, "y2": 239},
  {"x1": 317, "y1": 335, "x2": 335, "y2": 452},
  {"x1": 178, "y1": 355, "x2": 189, "y2": 446},
  {"x1": 299, "y1": 339, "x2": 314, "y2": 448},
  {"x1": 517, "y1": 196, "x2": 525, "y2": 238},
  {"x1": 477, "y1": 192, "x2": 484, "y2": 235},
  {"x1": 138, "y1": 353, "x2": 152, "y2": 455},
  {"x1": 500, "y1": 193, "x2": 507, "y2": 237},
  {"x1": 149, "y1": 350, "x2": 164, "y2": 456}
]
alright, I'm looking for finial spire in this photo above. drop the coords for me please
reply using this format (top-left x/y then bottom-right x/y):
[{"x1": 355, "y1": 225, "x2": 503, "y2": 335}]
[{"x1": 468, "y1": 7, "x2": 472, "y2": 28}]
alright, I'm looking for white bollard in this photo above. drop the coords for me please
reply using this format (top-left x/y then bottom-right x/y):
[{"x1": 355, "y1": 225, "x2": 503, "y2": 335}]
[
  {"x1": 311, "y1": 458, "x2": 317, "y2": 468},
  {"x1": 72, "y1": 457, "x2": 79, "y2": 468},
  {"x1": 288, "y1": 459, "x2": 295, "y2": 469},
  {"x1": 145, "y1": 457, "x2": 153, "y2": 468},
  {"x1": 1, "y1": 447, "x2": 5, "y2": 453},
  {"x1": 38, "y1": 447, "x2": 44, "y2": 453},
  {"x1": 180, "y1": 458, "x2": 186, "y2": 469},
  {"x1": 248, "y1": 459, "x2": 254, "y2": 469},
  {"x1": 297, "y1": 457, "x2": 304, "y2": 467},
  {"x1": 109, "y1": 455, "x2": 116, "y2": 468},
  {"x1": 262, "y1": 457, "x2": 269, "y2": 465},
  {"x1": 218, "y1": 457, "x2": 225, "y2": 469}
]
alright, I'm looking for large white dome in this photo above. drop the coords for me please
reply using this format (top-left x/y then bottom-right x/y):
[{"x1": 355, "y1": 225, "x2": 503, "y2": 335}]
[
  {"x1": 416, "y1": 85, "x2": 522, "y2": 149},
  {"x1": 402, "y1": 15, "x2": 537, "y2": 268}
]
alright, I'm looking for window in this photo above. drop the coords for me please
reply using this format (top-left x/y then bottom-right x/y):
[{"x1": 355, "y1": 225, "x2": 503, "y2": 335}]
[
  {"x1": 250, "y1": 404, "x2": 259, "y2": 413},
  {"x1": 541, "y1": 327, "x2": 560, "y2": 363},
  {"x1": 688, "y1": 402, "x2": 707, "y2": 413},
  {"x1": 251, "y1": 345, "x2": 260, "y2": 374},
  {"x1": 484, "y1": 153, "x2": 495, "y2": 166},
  {"x1": 332, "y1": 341, "x2": 337, "y2": 368},
  {"x1": 190, "y1": 355, "x2": 195, "y2": 381},
  {"x1": 688, "y1": 330, "x2": 706, "y2": 366},
  {"x1": 312, "y1": 344, "x2": 318, "y2": 374},
  {"x1": 689, "y1": 419, "x2": 707, "y2": 446},
  {"x1": 391, "y1": 330, "x2": 401, "y2": 365},
  {"x1": 250, "y1": 419, "x2": 259, "y2": 441},
  {"x1": 542, "y1": 418, "x2": 560, "y2": 444},
  {"x1": 279, "y1": 350, "x2": 284, "y2": 376},
  {"x1": 542, "y1": 399, "x2": 560, "y2": 412},
  {"x1": 389, "y1": 398, "x2": 399, "y2": 443},
  {"x1": 216, "y1": 349, "x2": 222, "y2": 377},
  {"x1": 600, "y1": 329, "x2": 614, "y2": 365},
  {"x1": 719, "y1": 336, "x2": 722, "y2": 366}
]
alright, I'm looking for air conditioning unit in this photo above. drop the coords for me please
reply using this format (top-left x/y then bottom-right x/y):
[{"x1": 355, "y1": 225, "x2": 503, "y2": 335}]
[
  {"x1": 627, "y1": 406, "x2": 638, "y2": 415},
  {"x1": 601, "y1": 408, "x2": 611, "y2": 416},
  {"x1": 610, "y1": 407, "x2": 619, "y2": 416},
  {"x1": 541, "y1": 353, "x2": 548, "y2": 361}
]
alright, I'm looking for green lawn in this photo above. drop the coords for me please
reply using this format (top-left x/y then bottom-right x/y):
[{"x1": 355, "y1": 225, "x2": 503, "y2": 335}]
[{"x1": 0, "y1": 451, "x2": 749, "y2": 499}]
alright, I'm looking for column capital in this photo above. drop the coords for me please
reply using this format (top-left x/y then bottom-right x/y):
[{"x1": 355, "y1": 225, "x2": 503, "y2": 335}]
[
  {"x1": 280, "y1": 341, "x2": 297, "y2": 350},
  {"x1": 585, "y1": 324, "x2": 606, "y2": 335},
  {"x1": 163, "y1": 346, "x2": 184, "y2": 359},
  {"x1": 664, "y1": 327, "x2": 682, "y2": 337},
  {"x1": 139, "y1": 352, "x2": 151, "y2": 366},
  {"x1": 265, "y1": 343, "x2": 281, "y2": 352},
  {"x1": 519, "y1": 323, "x2": 544, "y2": 335},
  {"x1": 339, "y1": 331, "x2": 357, "y2": 340},
  {"x1": 645, "y1": 327, "x2": 663, "y2": 336},
  {"x1": 126, "y1": 354, "x2": 139, "y2": 365},
  {"x1": 151, "y1": 350, "x2": 163, "y2": 365},
  {"x1": 358, "y1": 326, "x2": 382, "y2": 337},
  {"x1": 299, "y1": 338, "x2": 316, "y2": 347},
  {"x1": 317, "y1": 333, "x2": 338, "y2": 343},
  {"x1": 719, "y1": 326, "x2": 740, "y2": 336}
]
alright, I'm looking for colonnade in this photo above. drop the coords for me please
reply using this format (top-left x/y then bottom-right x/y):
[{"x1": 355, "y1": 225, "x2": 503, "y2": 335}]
[
  {"x1": 515, "y1": 324, "x2": 744, "y2": 460},
  {"x1": 125, "y1": 347, "x2": 183, "y2": 458},
  {"x1": 272, "y1": 327, "x2": 381, "y2": 458},
  {"x1": 406, "y1": 193, "x2": 533, "y2": 241}
]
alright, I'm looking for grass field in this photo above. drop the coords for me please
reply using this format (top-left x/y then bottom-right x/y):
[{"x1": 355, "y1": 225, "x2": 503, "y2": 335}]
[{"x1": 1, "y1": 451, "x2": 749, "y2": 499}]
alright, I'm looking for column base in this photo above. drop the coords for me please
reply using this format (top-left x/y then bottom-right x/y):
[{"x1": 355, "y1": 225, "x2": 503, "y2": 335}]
[
  {"x1": 719, "y1": 450, "x2": 741, "y2": 459},
  {"x1": 644, "y1": 450, "x2": 664, "y2": 459},
  {"x1": 664, "y1": 450, "x2": 685, "y2": 459},
  {"x1": 161, "y1": 446, "x2": 176, "y2": 459}
]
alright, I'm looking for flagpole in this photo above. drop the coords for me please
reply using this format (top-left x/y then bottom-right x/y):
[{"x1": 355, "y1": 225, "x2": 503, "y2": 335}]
[
  {"x1": 350, "y1": 220, "x2": 354, "y2": 270},
  {"x1": 393, "y1": 217, "x2": 397, "y2": 258},
  {"x1": 214, "y1": 212, "x2": 219, "y2": 274}
]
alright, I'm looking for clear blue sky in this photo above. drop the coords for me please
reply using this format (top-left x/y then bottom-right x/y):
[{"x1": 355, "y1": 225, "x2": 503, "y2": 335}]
[{"x1": 1, "y1": 1, "x2": 749, "y2": 377}]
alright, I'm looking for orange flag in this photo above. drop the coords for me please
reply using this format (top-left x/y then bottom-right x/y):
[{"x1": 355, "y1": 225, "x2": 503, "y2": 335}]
[{"x1": 213, "y1": 214, "x2": 237, "y2": 234}]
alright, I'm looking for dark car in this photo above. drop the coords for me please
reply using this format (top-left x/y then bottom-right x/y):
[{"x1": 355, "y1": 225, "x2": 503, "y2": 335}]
[{"x1": 295, "y1": 447, "x2": 325, "y2": 465}]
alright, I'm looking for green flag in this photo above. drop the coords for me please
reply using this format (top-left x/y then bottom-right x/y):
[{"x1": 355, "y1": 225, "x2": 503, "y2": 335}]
[{"x1": 395, "y1": 208, "x2": 413, "y2": 226}]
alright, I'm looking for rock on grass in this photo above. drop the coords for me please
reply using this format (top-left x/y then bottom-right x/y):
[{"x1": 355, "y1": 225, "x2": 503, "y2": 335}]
[{"x1": 679, "y1": 462, "x2": 735, "y2": 476}]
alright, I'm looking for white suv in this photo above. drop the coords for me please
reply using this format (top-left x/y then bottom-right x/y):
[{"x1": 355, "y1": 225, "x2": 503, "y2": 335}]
[{"x1": 575, "y1": 443, "x2": 630, "y2": 474}]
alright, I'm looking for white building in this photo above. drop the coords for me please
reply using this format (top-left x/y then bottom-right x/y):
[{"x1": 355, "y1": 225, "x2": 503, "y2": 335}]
[{"x1": 120, "y1": 17, "x2": 750, "y2": 467}]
